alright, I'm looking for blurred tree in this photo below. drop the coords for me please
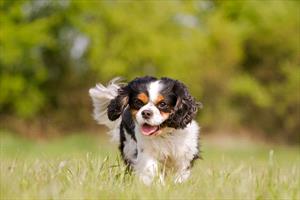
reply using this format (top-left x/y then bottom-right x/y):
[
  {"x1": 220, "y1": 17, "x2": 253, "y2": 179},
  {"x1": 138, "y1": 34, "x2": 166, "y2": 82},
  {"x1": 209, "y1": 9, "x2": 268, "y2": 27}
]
[{"x1": 0, "y1": 0, "x2": 299, "y2": 143}]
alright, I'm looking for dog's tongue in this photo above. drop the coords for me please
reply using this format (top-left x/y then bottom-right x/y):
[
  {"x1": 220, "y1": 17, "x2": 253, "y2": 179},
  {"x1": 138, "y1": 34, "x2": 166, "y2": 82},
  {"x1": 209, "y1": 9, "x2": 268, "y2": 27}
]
[{"x1": 141, "y1": 124, "x2": 159, "y2": 136}]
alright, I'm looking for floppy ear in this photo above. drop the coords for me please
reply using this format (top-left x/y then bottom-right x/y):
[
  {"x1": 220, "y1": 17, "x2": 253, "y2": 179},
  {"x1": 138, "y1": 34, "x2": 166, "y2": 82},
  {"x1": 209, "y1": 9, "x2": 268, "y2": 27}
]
[
  {"x1": 166, "y1": 80, "x2": 200, "y2": 129},
  {"x1": 107, "y1": 86, "x2": 129, "y2": 121}
]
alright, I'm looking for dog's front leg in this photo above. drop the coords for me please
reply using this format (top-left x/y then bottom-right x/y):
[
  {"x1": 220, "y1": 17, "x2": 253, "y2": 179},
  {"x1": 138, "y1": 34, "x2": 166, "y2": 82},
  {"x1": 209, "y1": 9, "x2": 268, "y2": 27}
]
[
  {"x1": 134, "y1": 152, "x2": 158, "y2": 185},
  {"x1": 174, "y1": 158, "x2": 191, "y2": 184}
]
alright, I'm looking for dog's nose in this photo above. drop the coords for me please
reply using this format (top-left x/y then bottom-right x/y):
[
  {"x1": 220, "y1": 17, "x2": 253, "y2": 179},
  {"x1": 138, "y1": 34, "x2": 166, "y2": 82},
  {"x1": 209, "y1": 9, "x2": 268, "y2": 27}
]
[{"x1": 141, "y1": 110, "x2": 153, "y2": 119}]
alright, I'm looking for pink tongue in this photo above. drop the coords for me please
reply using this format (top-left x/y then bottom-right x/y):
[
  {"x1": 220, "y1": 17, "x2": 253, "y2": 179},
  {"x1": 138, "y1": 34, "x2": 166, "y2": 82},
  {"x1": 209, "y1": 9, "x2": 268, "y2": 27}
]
[{"x1": 141, "y1": 124, "x2": 158, "y2": 136}]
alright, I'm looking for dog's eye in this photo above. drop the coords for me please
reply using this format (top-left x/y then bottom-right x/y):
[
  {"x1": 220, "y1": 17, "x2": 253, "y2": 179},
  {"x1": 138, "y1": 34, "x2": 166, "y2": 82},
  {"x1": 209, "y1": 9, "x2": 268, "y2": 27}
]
[
  {"x1": 133, "y1": 98, "x2": 144, "y2": 108},
  {"x1": 158, "y1": 101, "x2": 168, "y2": 109}
]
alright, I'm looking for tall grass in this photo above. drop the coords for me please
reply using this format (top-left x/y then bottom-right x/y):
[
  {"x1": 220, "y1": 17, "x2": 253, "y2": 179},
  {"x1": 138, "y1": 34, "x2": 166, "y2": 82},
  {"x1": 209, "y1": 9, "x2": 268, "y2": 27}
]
[{"x1": 0, "y1": 131, "x2": 299, "y2": 199}]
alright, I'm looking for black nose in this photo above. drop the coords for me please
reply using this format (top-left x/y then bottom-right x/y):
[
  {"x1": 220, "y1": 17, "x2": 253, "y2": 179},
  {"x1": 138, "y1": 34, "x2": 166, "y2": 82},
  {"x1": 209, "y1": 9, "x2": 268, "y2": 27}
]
[{"x1": 141, "y1": 110, "x2": 153, "y2": 119}]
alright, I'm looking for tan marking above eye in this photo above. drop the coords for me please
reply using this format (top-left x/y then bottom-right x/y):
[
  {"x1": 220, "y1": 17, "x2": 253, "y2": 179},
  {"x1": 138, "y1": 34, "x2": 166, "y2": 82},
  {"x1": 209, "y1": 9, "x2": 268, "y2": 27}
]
[
  {"x1": 160, "y1": 111, "x2": 170, "y2": 119},
  {"x1": 137, "y1": 93, "x2": 149, "y2": 104},
  {"x1": 155, "y1": 94, "x2": 165, "y2": 104}
]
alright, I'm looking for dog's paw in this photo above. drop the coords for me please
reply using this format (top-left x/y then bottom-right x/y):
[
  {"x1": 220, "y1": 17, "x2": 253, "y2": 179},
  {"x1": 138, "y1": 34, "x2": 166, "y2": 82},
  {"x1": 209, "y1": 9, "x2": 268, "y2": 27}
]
[
  {"x1": 139, "y1": 174, "x2": 154, "y2": 186},
  {"x1": 174, "y1": 170, "x2": 191, "y2": 184}
]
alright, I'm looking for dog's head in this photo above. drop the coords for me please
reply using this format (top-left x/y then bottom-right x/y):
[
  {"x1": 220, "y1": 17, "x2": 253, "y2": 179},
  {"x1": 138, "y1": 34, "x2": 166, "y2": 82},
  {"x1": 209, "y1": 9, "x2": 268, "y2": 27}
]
[{"x1": 108, "y1": 76, "x2": 200, "y2": 136}]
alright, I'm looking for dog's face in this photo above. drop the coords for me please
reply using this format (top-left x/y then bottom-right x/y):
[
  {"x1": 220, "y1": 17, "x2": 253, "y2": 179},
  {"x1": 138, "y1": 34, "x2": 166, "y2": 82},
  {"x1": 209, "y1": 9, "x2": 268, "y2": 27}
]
[{"x1": 107, "y1": 76, "x2": 199, "y2": 136}]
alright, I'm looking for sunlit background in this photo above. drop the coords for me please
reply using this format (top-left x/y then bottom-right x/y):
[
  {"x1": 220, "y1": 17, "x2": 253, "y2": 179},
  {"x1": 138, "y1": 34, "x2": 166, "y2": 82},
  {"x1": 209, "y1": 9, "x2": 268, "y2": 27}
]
[
  {"x1": 1, "y1": 0, "x2": 299, "y2": 143},
  {"x1": 0, "y1": 1, "x2": 299, "y2": 199}
]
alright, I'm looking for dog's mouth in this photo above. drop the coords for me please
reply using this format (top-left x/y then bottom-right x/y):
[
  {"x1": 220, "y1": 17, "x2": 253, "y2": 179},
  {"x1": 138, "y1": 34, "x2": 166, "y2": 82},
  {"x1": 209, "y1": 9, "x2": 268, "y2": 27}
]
[{"x1": 141, "y1": 123, "x2": 160, "y2": 136}]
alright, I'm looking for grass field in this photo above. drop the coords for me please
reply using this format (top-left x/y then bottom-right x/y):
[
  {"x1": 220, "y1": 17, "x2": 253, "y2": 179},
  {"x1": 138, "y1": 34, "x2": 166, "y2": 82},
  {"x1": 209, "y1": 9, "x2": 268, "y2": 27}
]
[{"x1": 0, "y1": 130, "x2": 299, "y2": 200}]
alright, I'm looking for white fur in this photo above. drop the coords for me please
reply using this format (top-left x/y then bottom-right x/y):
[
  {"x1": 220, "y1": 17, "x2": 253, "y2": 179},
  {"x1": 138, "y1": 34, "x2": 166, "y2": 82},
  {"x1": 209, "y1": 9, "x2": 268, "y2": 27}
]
[
  {"x1": 134, "y1": 120, "x2": 199, "y2": 184},
  {"x1": 148, "y1": 80, "x2": 162, "y2": 102},
  {"x1": 89, "y1": 77, "x2": 122, "y2": 142},
  {"x1": 136, "y1": 102, "x2": 166, "y2": 126},
  {"x1": 123, "y1": 130, "x2": 138, "y2": 162}
]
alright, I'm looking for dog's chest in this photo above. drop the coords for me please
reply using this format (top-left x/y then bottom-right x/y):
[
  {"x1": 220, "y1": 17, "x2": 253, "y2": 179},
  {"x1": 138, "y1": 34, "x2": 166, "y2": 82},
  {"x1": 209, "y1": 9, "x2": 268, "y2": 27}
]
[
  {"x1": 140, "y1": 131, "x2": 191, "y2": 161},
  {"x1": 134, "y1": 121, "x2": 199, "y2": 165}
]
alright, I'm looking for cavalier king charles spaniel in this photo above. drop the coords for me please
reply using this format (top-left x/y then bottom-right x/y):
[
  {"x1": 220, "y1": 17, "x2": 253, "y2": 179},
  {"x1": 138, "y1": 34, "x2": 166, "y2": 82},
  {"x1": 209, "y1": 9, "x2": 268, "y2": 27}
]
[{"x1": 89, "y1": 76, "x2": 201, "y2": 185}]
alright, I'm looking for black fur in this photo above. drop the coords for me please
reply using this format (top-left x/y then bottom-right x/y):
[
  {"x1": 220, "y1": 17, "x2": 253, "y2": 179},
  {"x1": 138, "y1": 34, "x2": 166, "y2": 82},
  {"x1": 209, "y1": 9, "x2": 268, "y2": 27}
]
[
  {"x1": 119, "y1": 109, "x2": 136, "y2": 166},
  {"x1": 161, "y1": 78, "x2": 200, "y2": 129},
  {"x1": 127, "y1": 76, "x2": 157, "y2": 93},
  {"x1": 122, "y1": 108, "x2": 136, "y2": 141},
  {"x1": 107, "y1": 87, "x2": 129, "y2": 121},
  {"x1": 119, "y1": 123, "x2": 127, "y2": 162}
]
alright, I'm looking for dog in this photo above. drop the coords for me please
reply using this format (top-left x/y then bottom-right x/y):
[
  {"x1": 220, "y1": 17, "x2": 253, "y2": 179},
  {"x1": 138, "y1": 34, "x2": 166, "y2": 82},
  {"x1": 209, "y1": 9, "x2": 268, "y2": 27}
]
[{"x1": 89, "y1": 76, "x2": 201, "y2": 185}]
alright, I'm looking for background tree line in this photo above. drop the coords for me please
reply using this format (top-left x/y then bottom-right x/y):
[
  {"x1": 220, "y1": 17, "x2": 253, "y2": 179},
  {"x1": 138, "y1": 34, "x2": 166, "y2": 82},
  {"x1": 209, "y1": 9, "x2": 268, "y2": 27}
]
[{"x1": 0, "y1": 0, "x2": 299, "y2": 143}]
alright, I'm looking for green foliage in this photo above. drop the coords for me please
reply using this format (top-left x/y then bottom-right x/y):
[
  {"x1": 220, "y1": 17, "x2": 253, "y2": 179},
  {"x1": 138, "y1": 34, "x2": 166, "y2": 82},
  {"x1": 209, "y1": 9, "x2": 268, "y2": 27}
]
[
  {"x1": 0, "y1": 0, "x2": 299, "y2": 142},
  {"x1": 229, "y1": 75, "x2": 272, "y2": 108}
]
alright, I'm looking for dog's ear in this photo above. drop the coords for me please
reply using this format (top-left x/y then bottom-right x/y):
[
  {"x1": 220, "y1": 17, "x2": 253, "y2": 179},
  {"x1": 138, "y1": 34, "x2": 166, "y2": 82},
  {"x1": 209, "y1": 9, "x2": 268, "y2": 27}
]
[
  {"x1": 165, "y1": 79, "x2": 200, "y2": 129},
  {"x1": 107, "y1": 86, "x2": 129, "y2": 121}
]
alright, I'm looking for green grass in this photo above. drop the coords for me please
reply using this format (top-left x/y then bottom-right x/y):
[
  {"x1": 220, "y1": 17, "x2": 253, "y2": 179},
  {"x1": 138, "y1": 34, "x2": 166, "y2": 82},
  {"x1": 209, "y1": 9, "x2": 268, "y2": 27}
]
[{"x1": 1, "y1": 130, "x2": 299, "y2": 200}]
